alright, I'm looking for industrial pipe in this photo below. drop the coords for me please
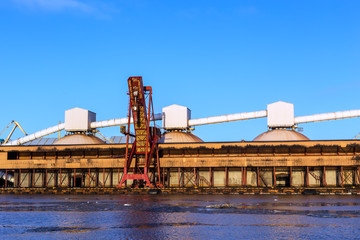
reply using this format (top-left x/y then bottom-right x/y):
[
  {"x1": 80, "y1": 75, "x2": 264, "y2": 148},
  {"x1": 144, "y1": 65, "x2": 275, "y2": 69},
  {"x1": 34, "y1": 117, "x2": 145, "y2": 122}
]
[
  {"x1": 6, "y1": 113, "x2": 163, "y2": 145},
  {"x1": 90, "y1": 117, "x2": 129, "y2": 129},
  {"x1": 5, "y1": 123, "x2": 65, "y2": 146},
  {"x1": 90, "y1": 113, "x2": 162, "y2": 129},
  {"x1": 295, "y1": 110, "x2": 360, "y2": 124},
  {"x1": 7, "y1": 108, "x2": 360, "y2": 145},
  {"x1": 188, "y1": 110, "x2": 267, "y2": 126}
]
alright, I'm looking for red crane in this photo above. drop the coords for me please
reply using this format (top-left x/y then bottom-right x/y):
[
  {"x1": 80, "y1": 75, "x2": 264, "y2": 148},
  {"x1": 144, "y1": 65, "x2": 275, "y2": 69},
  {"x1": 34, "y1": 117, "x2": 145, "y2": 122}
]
[{"x1": 118, "y1": 76, "x2": 161, "y2": 188}]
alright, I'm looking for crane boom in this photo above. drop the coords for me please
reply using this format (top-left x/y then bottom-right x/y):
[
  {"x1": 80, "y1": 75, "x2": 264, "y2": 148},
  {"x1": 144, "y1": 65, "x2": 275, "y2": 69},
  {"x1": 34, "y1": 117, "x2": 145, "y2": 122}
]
[
  {"x1": 0, "y1": 121, "x2": 27, "y2": 145},
  {"x1": 129, "y1": 77, "x2": 150, "y2": 154}
]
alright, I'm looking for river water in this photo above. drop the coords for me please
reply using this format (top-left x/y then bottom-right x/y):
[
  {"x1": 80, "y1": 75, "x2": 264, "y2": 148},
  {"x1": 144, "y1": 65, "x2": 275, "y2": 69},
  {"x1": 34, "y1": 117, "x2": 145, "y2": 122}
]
[{"x1": 0, "y1": 194, "x2": 359, "y2": 239}]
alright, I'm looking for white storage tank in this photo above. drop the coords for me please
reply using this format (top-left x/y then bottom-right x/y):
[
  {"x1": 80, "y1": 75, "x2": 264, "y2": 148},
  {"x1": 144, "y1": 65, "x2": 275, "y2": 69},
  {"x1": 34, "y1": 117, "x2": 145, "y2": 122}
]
[
  {"x1": 65, "y1": 107, "x2": 96, "y2": 132},
  {"x1": 267, "y1": 101, "x2": 294, "y2": 129},
  {"x1": 162, "y1": 104, "x2": 190, "y2": 130}
]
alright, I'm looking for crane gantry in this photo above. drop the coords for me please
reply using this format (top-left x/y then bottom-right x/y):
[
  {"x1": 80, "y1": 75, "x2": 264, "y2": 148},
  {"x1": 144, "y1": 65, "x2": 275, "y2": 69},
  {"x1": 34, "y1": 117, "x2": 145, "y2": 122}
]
[{"x1": 117, "y1": 76, "x2": 161, "y2": 188}]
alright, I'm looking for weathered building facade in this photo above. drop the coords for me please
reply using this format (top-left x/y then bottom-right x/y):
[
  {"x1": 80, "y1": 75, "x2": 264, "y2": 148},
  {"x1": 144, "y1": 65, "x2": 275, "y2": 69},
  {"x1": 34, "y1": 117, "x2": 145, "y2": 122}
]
[{"x1": 1, "y1": 140, "x2": 360, "y2": 193}]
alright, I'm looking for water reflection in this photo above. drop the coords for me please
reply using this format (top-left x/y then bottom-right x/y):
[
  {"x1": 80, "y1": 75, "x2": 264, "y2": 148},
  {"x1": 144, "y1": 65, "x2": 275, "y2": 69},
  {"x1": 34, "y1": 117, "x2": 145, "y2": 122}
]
[{"x1": 0, "y1": 195, "x2": 359, "y2": 239}]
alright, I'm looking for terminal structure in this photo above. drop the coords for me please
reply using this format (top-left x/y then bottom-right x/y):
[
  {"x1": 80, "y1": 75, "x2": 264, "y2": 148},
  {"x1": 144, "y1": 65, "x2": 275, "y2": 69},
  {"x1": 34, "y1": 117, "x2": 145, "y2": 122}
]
[{"x1": 1, "y1": 77, "x2": 360, "y2": 194}]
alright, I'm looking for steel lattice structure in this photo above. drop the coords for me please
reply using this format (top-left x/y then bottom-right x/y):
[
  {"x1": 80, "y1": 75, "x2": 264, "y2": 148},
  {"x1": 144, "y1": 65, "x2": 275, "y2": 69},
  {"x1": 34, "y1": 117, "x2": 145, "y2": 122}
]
[{"x1": 118, "y1": 76, "x2": 161, "y2": 188}]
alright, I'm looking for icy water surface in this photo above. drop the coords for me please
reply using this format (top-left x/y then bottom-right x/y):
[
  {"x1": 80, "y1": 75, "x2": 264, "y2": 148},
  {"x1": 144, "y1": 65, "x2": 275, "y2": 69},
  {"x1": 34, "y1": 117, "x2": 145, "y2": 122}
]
[{"x1": 0, "y1": 194, "x2": 359, "y2": 239}]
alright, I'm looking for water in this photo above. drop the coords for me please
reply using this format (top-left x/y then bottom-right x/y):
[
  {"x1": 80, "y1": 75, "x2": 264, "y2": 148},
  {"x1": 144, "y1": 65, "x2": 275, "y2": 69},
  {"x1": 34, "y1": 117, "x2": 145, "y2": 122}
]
[{"x1": 0, "y1": 194, "x2": 359, "y2": 239}]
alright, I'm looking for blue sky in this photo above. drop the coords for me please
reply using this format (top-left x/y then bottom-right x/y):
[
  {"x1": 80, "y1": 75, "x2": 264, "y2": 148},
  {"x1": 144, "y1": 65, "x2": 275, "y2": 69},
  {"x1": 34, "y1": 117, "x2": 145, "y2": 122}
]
[{"x1": 0, "y1": 0, "x2": 360, "y2": 142}]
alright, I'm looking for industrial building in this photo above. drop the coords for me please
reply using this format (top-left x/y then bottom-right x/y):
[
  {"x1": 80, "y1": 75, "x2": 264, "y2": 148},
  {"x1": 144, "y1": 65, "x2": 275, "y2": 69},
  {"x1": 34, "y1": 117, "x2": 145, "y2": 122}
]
[{"x1": 1, "y1": 77, "x2": 360, "y2": 194}]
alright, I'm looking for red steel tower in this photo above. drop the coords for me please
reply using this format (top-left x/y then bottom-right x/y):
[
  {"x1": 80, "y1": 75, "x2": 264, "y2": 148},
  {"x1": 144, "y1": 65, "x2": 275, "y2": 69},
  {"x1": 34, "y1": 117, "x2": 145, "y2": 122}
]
[{"x1": 118, "y1": 76, "x2": 161, "y2": 188}]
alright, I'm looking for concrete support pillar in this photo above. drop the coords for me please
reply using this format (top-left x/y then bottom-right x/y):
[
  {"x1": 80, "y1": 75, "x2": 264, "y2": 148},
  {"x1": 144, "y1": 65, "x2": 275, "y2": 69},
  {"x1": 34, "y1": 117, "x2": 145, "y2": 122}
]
[
  {"x1": 28, "y1": 171, "x2": 31, "y2": 187},
  {"x1": 45, "y1": 169, "x2": 48, "y2": 188},
  {"x1": 242, "y1": 167, "x2": 247, "y2": 186},
  {"x1": 225, "y1": 167, "x2": 228, "y2": 187},
  {"x1": 306, "y1": 167, "x2": 309, "y2": 187},
  {"x1": 5, "y1": 170, "x2": 7, "y2": 188},
  {"x1": 39, "y1": 170, "x2": 43, "y2": 187},
  {"x1": 194, "y1": 168, "x2": 197, "y2": 187},
  {"x1": 19, "y1": 169, "x2": 21, "y2": 188},
  {"x1": 257, "y1": 167, "x2": 260, "y2": 187},
  {"x1": 103, "y1": 168, "x2": 105, "y2": 188},
  {"x1": 162, "y1": 168, "x2": 165, "y2": 186},
  {"x1": 241, "y1": 167, "x2": 244, "y2": 186},
  {"x1": 88, "y1": 168, "x2": 91, "y2": 187},
  {"x1": 59, "y1": 169, "x2": 62, "y2": 187},
  {"x1": 117, "y1": 168, "x2": 120, "y2": 186},
  {"x1": 323, "y1": 166, "x2": 327, "y2": 187},
  {"x1": 55, "y1": 170, "x2": 58, "y2": 187},
  {"x1": 178, "y1": 167, "x2": 181, "y2": 187},
  {"x1": 81, "y1": 169, "x2": 84, "y2": 187},
  {"x1": 109, "y1": 169, "x2": 113, "y2": 187},
  {"x1": 289, "y1": 167, "x2": 292, "y2": 187},
  {"x1": 68, "y1": 169, "x2": 71, "y2": 187},
  {"x1": 273, "y1": 167, "x2": 276, "y2": 187},
  {"x1": 167, "y1": 168, "x2": 170, "y2": 187},
  {"x1": 73, "y1": 169, "x2": 76, "y2": 188},
  {"x1": 96, "y1": 169, "x2": 99, "y2": 187},
  {"x1": 32, "y1": 169, "x2": 35, "y2": 188}
]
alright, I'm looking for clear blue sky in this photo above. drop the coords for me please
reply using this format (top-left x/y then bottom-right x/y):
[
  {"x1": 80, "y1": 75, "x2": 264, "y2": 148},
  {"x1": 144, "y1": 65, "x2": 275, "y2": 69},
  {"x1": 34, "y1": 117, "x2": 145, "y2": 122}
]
[{"x1": 0, "y1": 0, "x2": 359, "y2": 142}]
